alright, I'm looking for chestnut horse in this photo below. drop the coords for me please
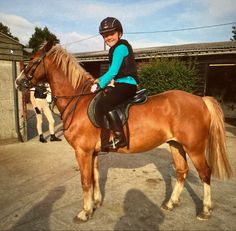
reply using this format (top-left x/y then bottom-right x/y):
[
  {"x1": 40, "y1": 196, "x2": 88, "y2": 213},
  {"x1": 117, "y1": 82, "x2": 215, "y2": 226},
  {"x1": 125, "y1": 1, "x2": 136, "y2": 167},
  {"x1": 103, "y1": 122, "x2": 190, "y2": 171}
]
[{"x1": 16, "y1": 41, "x2": 232, "y2": 222}]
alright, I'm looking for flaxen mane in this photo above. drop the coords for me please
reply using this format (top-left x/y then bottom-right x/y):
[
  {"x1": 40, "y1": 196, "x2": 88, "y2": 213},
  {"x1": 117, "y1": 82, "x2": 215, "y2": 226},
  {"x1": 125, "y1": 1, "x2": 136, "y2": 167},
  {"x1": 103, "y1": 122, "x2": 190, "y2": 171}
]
[{"x1": 47, "y1": 45, "x2": 94, "y2": 89}]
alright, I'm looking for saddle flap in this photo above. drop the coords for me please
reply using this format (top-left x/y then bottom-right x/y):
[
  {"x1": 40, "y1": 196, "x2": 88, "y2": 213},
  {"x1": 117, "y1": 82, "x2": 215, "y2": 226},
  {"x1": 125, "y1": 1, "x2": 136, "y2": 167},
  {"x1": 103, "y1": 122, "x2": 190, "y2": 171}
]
[{"x1": 87, "y1": 89, "x2": 147, "y2": 129}]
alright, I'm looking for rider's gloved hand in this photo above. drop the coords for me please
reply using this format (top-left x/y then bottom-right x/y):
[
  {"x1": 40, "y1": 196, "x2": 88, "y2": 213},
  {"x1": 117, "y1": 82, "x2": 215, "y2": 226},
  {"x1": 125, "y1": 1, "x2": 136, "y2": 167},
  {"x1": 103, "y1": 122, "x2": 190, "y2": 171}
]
[
  {"x1": 35, "y1": 107, "x2": 41, "y2": 114},
  {"x1": 90, "y1": 83, "x2": 101, "y2": 93}
]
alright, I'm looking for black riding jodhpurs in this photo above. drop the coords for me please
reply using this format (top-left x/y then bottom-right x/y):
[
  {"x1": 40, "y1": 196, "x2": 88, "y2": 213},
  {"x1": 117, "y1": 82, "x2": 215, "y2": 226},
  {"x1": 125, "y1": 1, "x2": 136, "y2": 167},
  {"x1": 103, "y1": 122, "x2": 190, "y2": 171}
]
[{"x1": 98, "y1": 82, "x2": 137, "y2": 114}]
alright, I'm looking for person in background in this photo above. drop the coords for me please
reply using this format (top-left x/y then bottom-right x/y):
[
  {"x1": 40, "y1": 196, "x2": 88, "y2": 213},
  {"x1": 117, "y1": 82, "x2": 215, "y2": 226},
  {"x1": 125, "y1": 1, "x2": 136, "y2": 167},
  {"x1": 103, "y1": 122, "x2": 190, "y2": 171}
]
[
  {"x1": 30, "y1": 82, "x2": 62, "y2": 143},
  {"x1": 91, "y1": 17, "x2": 138, "y2": 149}
]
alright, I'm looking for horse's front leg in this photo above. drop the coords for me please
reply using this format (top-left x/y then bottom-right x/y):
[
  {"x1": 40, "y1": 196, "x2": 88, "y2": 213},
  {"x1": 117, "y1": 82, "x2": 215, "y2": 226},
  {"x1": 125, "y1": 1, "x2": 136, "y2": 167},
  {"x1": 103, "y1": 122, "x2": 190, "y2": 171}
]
[
  {"x1": 74, "y1": 148, "x2": 94, "y2": 222},
  {"x1": 92, "y1": 153, "x2": 102, "y2": 209}
]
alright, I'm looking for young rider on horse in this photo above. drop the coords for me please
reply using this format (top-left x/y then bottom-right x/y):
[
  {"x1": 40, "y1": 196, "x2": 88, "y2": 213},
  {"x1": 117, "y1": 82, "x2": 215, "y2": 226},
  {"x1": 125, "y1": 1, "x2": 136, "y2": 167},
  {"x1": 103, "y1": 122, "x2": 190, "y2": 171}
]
[{"x1": 91, "y1": 17, "x2": 139, "y2": 149}]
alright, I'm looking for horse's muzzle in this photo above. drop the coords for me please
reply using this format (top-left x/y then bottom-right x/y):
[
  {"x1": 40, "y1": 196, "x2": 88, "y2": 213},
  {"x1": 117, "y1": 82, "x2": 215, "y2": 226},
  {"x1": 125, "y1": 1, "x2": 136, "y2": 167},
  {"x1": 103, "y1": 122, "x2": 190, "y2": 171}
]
[{"x1": 16, "y1": 78, "x2": 33, "y2": 92}]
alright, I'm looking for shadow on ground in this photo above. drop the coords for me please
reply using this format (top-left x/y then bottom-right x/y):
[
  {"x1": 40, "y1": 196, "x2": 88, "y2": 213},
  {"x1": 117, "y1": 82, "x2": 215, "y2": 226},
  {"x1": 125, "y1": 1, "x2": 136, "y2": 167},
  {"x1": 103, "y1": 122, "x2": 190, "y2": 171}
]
[
  {"x1": 99, "y1": 148, "x2": 202, "y2": 218},
  {"x1": 114, "y1": 189, "x2": 165, "y2": 231},
  {"x1": 8, "y1": 186, "x2": 65, "y2": 231}
]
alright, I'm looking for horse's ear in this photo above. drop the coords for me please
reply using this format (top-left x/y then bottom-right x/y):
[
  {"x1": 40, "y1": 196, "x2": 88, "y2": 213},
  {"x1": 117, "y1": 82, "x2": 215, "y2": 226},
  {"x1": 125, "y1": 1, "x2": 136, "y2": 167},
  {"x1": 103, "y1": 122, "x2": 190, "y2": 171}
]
[{"x1": 43, "y1": 40, "x2": 54, "y2": 52}]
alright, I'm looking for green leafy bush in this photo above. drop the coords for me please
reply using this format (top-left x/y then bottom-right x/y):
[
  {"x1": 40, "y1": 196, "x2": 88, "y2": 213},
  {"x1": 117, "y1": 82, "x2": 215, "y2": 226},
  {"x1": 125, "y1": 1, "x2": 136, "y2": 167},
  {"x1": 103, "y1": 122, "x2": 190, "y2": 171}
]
[{"x1": 138, "y1": 58, "x2": 198, "y2": 95}]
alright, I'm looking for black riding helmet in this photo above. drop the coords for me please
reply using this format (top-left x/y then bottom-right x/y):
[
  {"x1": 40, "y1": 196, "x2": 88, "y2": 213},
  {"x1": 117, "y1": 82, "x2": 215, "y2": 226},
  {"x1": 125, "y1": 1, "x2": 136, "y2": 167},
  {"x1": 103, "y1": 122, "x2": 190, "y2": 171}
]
[{"x1": 99, "y1": 17, "x2": 123, "y2": 35}]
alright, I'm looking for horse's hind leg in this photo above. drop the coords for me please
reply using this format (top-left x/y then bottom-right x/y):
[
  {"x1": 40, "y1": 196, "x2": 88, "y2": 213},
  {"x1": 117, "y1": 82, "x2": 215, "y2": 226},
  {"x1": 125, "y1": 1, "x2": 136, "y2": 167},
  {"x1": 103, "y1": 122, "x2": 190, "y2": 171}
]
[
  {"x1": 187, "y1": 149, "x2": 212, "y2": 220},
  {"x1": 92, "y1": 153, "x2": 102, "y2": 209},
  {"x1": 162, "y1": 141, "x2": 189, "y2": 211}
]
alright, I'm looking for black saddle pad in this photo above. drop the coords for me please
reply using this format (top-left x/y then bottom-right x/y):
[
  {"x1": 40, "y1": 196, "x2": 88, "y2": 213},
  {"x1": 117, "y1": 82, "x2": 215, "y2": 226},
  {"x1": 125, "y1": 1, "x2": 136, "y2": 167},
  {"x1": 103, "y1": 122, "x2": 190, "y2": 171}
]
[{"x1": 87, "y1": 89, "x2": 147, "y2": 129}]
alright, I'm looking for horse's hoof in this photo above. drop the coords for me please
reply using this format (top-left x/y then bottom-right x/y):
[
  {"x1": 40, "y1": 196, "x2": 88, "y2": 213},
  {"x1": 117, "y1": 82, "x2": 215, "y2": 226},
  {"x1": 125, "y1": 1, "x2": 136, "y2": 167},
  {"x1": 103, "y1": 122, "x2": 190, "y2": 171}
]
[
  {"x1": 93, "y1": 200, "x2": 102, "y2": 210},
  {"x1": 173, "y1": 201, "x2": 180, "y2": 208},
  {"x1": 73, "y1": 216, "x2": 87, "y2": 224},
  {"x1": 197, "y1": 212, "x2": 211, "y2": 221},
  {"x1": 161, "y1": 204, "x2": 173, "y2": 211},
  {"x1": 161, "y1": 199, "x2": 180, "y2": 211},
  {"x1": 73, "y1": 210, "x2": 92, "y2": 223}
]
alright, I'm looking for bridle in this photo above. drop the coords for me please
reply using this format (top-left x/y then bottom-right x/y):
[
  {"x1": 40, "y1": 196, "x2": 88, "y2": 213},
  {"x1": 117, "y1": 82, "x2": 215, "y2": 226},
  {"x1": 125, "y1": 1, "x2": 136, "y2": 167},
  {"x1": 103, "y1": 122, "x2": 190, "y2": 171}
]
[
  {"x1": 23, "y1": 51, "x2": 47, "y2": 85},
  {"x1": 16, "y1": 51, "x2": 48, "y2": 92},
  {"x1": 22, "y1": 50, "x2": 95, "y2": 130}
]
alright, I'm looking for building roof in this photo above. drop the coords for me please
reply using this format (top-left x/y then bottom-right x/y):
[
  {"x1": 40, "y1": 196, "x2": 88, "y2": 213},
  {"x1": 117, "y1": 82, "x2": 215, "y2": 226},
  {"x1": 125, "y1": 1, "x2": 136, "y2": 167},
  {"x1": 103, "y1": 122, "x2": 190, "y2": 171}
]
[
  {"x1": 0, "y1": 32, "x2": 24, "y2": 61},
  {"x1": 74, "y1": 40, "x2": 236, "y2": 62}
]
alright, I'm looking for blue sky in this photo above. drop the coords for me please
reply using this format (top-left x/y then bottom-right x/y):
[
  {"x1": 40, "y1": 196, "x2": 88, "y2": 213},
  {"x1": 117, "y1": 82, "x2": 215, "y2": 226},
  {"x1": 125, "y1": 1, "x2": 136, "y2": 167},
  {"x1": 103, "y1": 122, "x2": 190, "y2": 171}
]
[{"x1": 0, "y1": 0, "x2": 235, "y2": 52}]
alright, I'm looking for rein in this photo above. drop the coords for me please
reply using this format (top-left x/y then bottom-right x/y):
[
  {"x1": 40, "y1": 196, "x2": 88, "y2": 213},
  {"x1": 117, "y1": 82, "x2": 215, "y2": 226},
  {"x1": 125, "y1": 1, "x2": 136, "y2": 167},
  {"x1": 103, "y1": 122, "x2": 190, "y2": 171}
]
[{"x1": 51, "y1": 79, "x2": 94, "y2": 131}]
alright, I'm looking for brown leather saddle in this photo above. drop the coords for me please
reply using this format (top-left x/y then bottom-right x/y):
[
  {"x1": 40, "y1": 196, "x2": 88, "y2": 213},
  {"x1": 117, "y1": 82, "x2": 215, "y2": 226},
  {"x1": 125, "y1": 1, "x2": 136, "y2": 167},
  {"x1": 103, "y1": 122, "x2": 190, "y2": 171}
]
[{"x1": 87, "y1": 89, "x2": 147, "y2": 129}]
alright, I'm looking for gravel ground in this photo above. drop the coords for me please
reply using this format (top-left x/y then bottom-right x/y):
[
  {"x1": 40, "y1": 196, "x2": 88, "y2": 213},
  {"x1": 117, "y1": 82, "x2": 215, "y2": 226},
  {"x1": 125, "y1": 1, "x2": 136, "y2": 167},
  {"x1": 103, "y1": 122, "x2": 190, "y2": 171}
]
[{"x1": 0, "y1": 110, "x2": 235, "y2": 231}]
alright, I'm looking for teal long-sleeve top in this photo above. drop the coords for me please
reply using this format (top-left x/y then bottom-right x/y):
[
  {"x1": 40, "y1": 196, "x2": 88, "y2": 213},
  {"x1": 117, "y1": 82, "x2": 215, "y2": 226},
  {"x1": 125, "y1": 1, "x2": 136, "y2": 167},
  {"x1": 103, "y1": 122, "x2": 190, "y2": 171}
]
[{"x1": 98, "y1": 44, "x2": 137, "y2": 89}]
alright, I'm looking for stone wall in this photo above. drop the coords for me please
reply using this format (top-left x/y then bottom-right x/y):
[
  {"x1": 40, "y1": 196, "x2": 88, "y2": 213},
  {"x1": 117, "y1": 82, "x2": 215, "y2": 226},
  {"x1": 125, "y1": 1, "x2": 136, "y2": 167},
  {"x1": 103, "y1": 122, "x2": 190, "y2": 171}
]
[{"x1": 0, "y1": 60, "x2": 26, "y2": 142}]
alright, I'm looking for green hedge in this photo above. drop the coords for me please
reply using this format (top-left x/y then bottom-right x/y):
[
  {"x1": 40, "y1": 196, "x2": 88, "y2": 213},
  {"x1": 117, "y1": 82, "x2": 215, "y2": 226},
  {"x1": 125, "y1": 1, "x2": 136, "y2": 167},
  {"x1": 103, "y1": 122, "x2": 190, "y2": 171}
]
[{"x1": 138, "y1": 58, "x2": 198, "y2": 95}]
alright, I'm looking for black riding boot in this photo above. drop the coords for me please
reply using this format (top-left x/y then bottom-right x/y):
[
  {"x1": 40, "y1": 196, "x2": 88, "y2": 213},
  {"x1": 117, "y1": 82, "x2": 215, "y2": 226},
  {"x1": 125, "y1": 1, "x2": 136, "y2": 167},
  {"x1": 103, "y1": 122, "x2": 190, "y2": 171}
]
[
  {"x1": 103, "y1": 110, "x2": 127, "y2": 149},
  {"x1": 39, "y1": 134, "x2": 47, "y2": 143},
  {"x1": 50, "y1": 134, "x2": 62, "y2": 141},
  {"x1": 100, "y1": 117, "x2": 111, "y2": 152}
]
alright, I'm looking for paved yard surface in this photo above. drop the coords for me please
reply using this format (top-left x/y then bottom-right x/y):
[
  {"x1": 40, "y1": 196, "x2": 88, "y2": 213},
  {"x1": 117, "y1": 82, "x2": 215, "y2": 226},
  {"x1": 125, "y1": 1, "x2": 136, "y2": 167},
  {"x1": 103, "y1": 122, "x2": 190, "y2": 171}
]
[{"x1": 0, "y1": 115, "x2": 236, "y2": 231}]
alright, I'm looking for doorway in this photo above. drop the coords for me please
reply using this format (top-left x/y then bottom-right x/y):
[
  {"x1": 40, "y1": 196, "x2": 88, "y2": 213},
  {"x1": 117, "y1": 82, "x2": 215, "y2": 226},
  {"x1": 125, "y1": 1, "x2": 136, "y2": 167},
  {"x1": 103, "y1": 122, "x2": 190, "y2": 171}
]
[{"x1": 206, "y1": 64, "x2": 236, "y2": 118}]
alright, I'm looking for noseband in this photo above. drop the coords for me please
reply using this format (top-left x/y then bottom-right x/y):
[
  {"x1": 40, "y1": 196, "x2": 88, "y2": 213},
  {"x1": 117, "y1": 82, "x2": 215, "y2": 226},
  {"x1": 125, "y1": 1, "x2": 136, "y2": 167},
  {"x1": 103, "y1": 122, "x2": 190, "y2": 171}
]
[{"x1": 22, "y1": 51, "x2": 47, "y2": 88}]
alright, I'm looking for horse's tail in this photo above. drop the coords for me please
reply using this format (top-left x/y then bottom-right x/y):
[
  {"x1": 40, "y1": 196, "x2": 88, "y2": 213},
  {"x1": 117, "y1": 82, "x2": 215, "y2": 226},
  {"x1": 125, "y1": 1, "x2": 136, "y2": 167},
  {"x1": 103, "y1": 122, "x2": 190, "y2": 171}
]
[{"x1": 202, "y1": 96, "x2": 232, "y2": 180}]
